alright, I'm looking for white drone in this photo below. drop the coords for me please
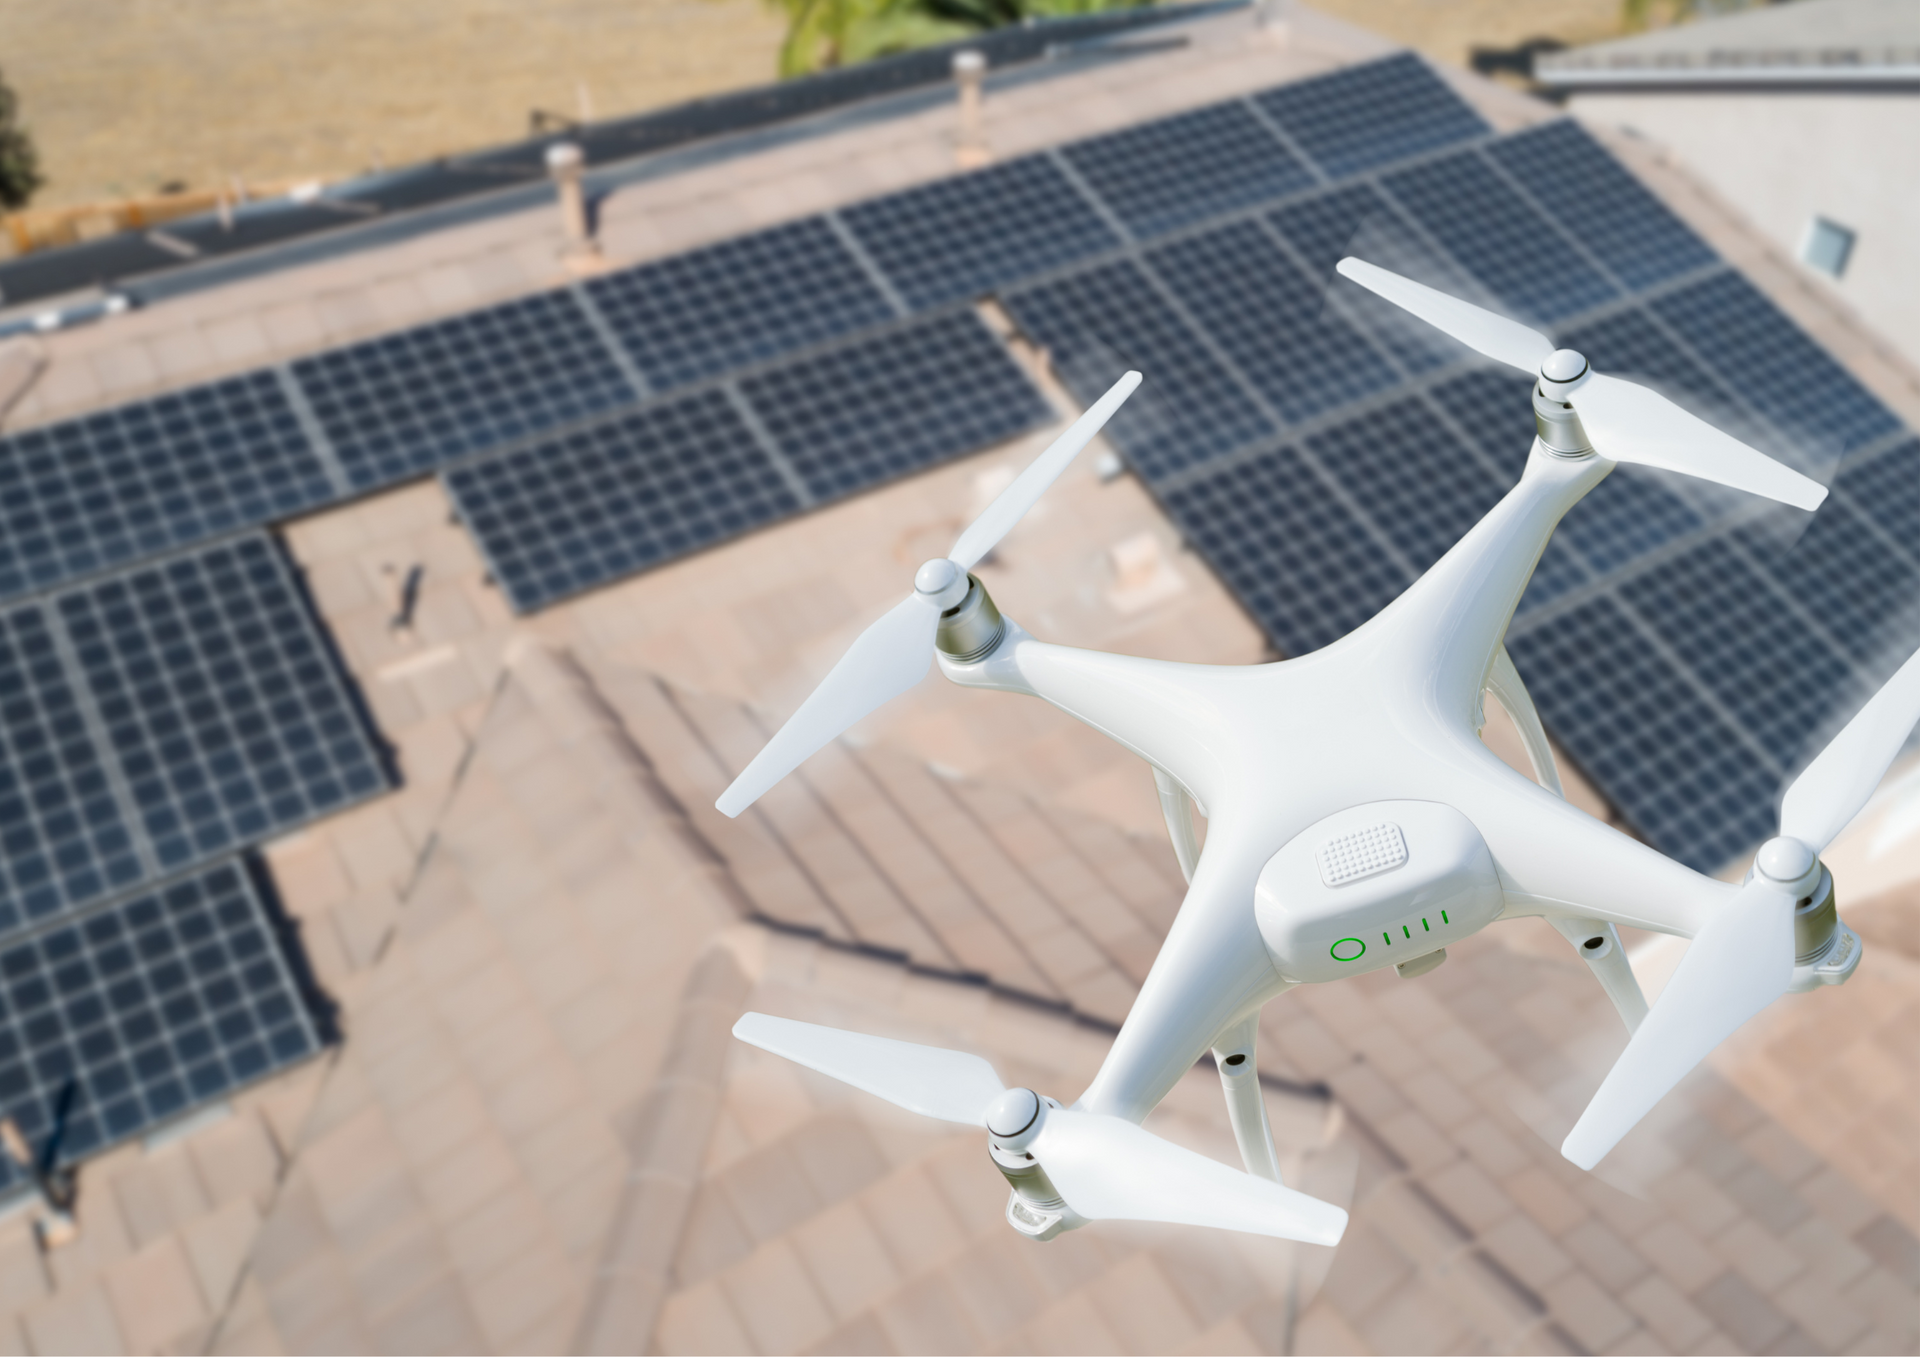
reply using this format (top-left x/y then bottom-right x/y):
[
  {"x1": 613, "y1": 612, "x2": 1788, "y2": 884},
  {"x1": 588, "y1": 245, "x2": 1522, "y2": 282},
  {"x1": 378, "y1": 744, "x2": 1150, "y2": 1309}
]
[{"x1": 717, "y1": 259, "x2": 1920, "y2": 1249}]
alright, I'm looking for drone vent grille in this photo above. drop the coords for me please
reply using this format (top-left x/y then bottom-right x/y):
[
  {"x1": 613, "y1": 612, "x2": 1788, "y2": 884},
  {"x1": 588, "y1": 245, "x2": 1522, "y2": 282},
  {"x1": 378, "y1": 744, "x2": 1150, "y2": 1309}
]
[{"x1": 1317, "y1": 823, "x2": 1408, "y2": 887}]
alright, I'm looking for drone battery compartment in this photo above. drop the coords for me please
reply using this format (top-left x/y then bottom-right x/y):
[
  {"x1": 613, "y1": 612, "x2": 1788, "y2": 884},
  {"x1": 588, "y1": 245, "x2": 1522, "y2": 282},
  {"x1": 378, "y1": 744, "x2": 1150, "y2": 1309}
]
[{"x1": 1255, "y1": 800, "x2": 1503, "y2": 983}]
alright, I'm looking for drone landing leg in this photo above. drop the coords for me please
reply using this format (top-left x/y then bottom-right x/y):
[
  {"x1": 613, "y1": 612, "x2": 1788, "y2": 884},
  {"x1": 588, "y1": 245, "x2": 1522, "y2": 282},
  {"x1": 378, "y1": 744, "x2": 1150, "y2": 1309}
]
[
  {"x1": 1549, "y1": 918, "x2": 1649, "y2": 1034},
  {"x1": 1212, "y1": 1012, "x2": 1282, "y2": 1183},
  {"x1": 1154, "y1": 767, "x2": 1201, "y2": 884}
]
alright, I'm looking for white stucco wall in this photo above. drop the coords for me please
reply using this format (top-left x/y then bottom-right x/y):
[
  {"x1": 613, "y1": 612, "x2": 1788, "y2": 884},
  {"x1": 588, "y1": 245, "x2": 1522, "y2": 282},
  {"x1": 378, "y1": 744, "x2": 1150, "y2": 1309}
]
[{"x1": 1570, "y1": 91, "x2": 1920, "y2": 369}]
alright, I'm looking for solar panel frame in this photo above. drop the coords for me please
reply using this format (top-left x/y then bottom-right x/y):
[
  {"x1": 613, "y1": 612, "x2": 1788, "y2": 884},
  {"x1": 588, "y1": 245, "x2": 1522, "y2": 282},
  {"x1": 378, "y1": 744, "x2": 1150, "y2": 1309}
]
[
  {"x1": 1004, "y1": 259, "x2": 1275, "y2": 481},
  {"x1": 1060, "y1": 99, "x2": 1318, "y2": 240},
  {"x1": 840, "y1": 154, "x2": 1121, "y2": 312},
  {"x1": 1162, "y1": 445, "x2": 1413, "y2": 657},
  {"x1": 0, "y1": 858, "x2": 320, "y2": 1193},
  {"x1": 1252, "y1": 53, "x2": 1490, "y2": 180},
  {"x1": 54, "y1": 535, "x2": 391, "y2": 874},
  {"x1": 741, "y1": 310, "x2": 1053, "y2": 501},
  {"x1": 292, "y1": 288, "x2": 639, "y2": 490},
  {"x1": 1651, "y1": 271, "x2": 1901, "y2": 462},
  {"x1": 445, "y1": 389, "x2": 805, "y2": 614},
  {"x1": 1382, "y1": 150, "x2": 1618, "y2": 325},
  {"x1": 0, "y1": 606, "x2": 146, "y2": 942},
  {"x1": 1507, "y1": 595, "x2": 1782, "y2": 871},
  {"x1": 1146, "y1": 221, "x2": 1397, "y2": 426},
  {"x1": 1487, "y1": 121, "x2": 1718, "y2": 293},
  {"x1": 0, "y1": 372, "x2": 337, "y2": 605},
  {"x1": 1619, "y1": 537, "x2": 1856, "y2": 772},
  {"x1": 582, "y1": 216, "x2": 898, "y2": 393}
]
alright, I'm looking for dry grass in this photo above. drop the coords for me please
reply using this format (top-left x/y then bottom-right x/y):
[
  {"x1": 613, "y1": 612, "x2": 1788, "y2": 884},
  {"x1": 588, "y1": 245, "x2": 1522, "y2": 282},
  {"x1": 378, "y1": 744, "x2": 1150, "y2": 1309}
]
[{"x1": 0, "y1": 0, "x2": 1629, "y2": 210}]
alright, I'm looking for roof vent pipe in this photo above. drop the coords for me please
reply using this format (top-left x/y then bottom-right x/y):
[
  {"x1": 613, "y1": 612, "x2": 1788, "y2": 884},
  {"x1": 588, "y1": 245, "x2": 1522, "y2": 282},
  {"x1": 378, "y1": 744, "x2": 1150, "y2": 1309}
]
[
  {"x1": 953, "y1": 51, "x2": 991, "y2": 170},
  {"x1": 545, "y1": 141, "x2": 599, "y2": 269}
]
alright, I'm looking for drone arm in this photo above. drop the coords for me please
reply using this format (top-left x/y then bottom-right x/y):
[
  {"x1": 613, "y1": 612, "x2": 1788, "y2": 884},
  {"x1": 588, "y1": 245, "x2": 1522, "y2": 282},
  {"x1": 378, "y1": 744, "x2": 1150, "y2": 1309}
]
[
  {"x1": 1077, "y1": 814, "x2": 1292, "y2": 1122},
  {"x1": 1212, "y1": 1011, "x2": 1283, "y2": 1183},
  {"x1": 1154, "y1": 767, "x2": 1202, "y2": 883},
  {"x1": 939, "y1": 626, "x2": 1245, "y2": 810}
]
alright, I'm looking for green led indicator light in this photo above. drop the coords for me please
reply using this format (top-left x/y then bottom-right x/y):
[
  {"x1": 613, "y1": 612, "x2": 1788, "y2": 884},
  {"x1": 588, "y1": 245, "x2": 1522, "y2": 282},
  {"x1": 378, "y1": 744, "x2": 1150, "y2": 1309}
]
[
  {"x1": 1330, "y1": 937, "x2": 1365, "y2": 962},
  {"x1": 1382, "y1": 931, "x2": 1392, "y2": 946},
  {"x1": 1402, "y1": 925, "x2": 1411, "y2": 939},
  {"x1": 1422, "y1": 918, "x2": 1430, "y2": 932},
  {"x1": 1441, "y1": 909, "x2": 1450, "y2": 925}
]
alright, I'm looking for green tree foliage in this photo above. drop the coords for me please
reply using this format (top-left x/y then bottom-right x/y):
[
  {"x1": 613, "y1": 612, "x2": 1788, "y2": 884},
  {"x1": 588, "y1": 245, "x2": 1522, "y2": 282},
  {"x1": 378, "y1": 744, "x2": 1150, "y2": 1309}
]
[
  {"x1": 0, "y1": 68, "x2": 42, "y2": 211},
  {"x1": 774, "y1": 0, "x2": 1151, "y2": 77}
]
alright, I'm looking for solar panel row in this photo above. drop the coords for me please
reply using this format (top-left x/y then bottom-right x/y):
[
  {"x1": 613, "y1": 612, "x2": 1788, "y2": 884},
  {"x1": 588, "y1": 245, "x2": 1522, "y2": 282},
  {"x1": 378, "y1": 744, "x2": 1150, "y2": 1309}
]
[
  {"x1": 0, "y1": 535, "x2": 389, "y2": 941},
  {"x1": 449, "y1": 310, "x2": 1053, "y2": 612},
  {"x1": 0, "y1": 858, "x2": 321, "y2": 1194}
]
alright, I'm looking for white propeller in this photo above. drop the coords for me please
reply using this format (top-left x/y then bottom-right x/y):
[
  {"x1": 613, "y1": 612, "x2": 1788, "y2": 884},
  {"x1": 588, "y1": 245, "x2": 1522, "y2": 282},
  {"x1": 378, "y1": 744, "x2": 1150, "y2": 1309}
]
[
  {"x1": 1564, "y1": 642, "x2": 1920, "y2": 1168},
  {"x1": 734, "y1": 1012, "x2": 1348, "y2": 1245},
  {"x1": 1335, "y1": 258, "x2": 1828, "y2": 512},
  {"x1": 715, "y1": 372, "x2": 1142, "y2": 818}
]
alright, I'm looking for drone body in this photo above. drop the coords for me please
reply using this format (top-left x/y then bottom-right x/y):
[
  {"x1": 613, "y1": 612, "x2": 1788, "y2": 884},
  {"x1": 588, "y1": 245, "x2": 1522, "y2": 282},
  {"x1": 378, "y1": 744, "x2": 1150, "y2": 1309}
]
[{"x1": 720, "y1": 260, "x2": 1920, "y2": 1249}]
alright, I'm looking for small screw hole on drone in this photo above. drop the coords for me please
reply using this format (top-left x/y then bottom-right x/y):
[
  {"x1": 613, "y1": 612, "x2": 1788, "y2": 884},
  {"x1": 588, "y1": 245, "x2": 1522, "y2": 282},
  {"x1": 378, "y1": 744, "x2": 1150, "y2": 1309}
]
[{"x1": 715, "y1": 259, "x2": 1919, "y2": 1248}]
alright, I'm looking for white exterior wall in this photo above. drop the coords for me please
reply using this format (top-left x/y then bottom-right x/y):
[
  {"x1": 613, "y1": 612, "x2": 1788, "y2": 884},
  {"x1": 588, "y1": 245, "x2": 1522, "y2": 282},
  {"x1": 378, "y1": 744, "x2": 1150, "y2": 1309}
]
[{"x1": 1570, "y1": 91, "x2": 1920, "y2": 370}]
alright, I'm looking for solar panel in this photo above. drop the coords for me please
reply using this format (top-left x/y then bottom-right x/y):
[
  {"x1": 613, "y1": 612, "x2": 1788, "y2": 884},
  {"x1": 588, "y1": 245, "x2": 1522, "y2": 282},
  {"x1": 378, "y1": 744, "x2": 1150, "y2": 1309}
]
[
  {"x1": 1620, "y1": 537, "x2": 1855, "y2": 769},
  {"x1": 841, "y1": 155, "x2": 1120, "y2": 311},
  {"x1": 1829, "y1": 438, "x2": 1920, "y2": 568},
  {"x1": 0, "y1": 607, "x2": 144, "y2": 941},
  {"x1": 1164, "y1": 446, "x2": 1412, "y2": 657},
  {"x1": 1652, "y1": 272, "x2": 1901, "y2": 462},
  {"x1": 1253, "y1": 53, "x2": 1489, "y2": 180},
  {"x1": 1740, "y1": 493, "x2": 1920, "y2": 670},
  {"x1": 1266, "y1": 183, "x2": 1458, "y2": 375},
  {"x1": 0, "y1": 372, "x2": 336, "y2": 605},
  {"x1": 1305, "y1": 399, "x2": 1508, "y2": 575},
  {"x1": 446, "y1": 391, "x2": 803, "y2": 614},
  {"x1": 293, "y1": 288, "x2": 638, "y2": 489},
  {"x1": 1060, "y1": 99, "x2": 1316, "y2": 240},
  {"x1": 741, "y1": 311, "x2": 1053, "y2": 500},
  {"x1": 1507, "y1": 595, "x2": 1780, "y2": 871},
  {"x1": 1004, "y1": 260, "x2": 1274, "y2": 480},
  {"x1": 0, "y1": 858, "x2": 320, "y2": 1194},
  {"x1": 583, "y1": 216, "x2": 896, "y2": 393},
  {"x1": 1427, "y1": 368, "x2": 1536, "y2": 477},
  {"x1": 1147, "y1": 222, "x2": 1395, "y2": 425},
  {"x1": 1384, "y1": 151, "x2": 1618, "y2": 324},
  {"x1": 1487, "y1": 121, "x2": 1717, "y2": 292},
  {"x1": 55, "y1": 536, "x2": 390, "y2": 873}
]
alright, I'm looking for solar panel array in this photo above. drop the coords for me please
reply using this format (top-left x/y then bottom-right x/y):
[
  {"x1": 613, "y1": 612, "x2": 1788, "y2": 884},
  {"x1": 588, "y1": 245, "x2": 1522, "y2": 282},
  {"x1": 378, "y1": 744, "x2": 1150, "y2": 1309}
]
[
  {"x1": 0, "y1": 859, "x2": 321, "y2": 1192},
  {"x1": 0, "y1": 49, "x2": 1911, "y2": 967}
]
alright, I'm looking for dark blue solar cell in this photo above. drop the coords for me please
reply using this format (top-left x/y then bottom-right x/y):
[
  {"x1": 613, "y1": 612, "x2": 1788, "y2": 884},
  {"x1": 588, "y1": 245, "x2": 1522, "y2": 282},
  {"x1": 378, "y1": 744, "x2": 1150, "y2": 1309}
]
[
  {"x1": 0, "y1": 372, "x2": 335, "y2": 604},
  {"x1": 842, "y1": 155, "x2": 1119, "y2": 311},
  {"x1": 1162, "y1": 445, "x2": 1411, "y2": 656},
  {"x1": 1004, "y1": 259, "x2": 1274, "y2": 480},
  {"x1": 744, "y1": 311, "x2": 1051, "y2": 500},
  {"x1": 1062, "y1": 99, "x2": 1316, "y2": 239},
  {"x1": 1305, "y1": 398, "x2": 1507, "y2": 574},
  {"x1": 0, "y1": 859, "x2": 320, "y2": 1194},
  {"x1": 1620, "y1": 537, "x2": 1853, "y2": 770},
  {"x1": 1829, "y1": 439, "x2": 1919, "y2": 572},
  {"x1": 447, "y1": 390, "x2": 803, "y2": 614},
  {"x1": 1429, "y1": 369, "x2": 1537, "y2": 479},
  {"x1": 294, "y1": 288, "x2": 637, "y2": 489},
  {"x1": 1652, "y1": 272, "x2": 1900, "y2": 462},
  {"x1": 1739, "y1": 493, "x2": 1920, "y2": 671},
  {"x1": 1383, "y1": 151, "x2": 1617, "y2": 324},
  {"x1": 1268, "y1": 182, "x2": 1459, "y2": 376},
  {"x1": 584, "y1": 216, "x2": 895, "y2": 392},
  {"x1": 1508, "y1": 595, "x2": 1780, "y2": 872},
  {"x1": 1253, "y1": 53, "x2": 1489, "y2": 180},
  {"x1": 55, "y1": 536, "x2": 389, "y2": 871},
  {"x1": 1147, "y1": 221, "x2": 1394, "y2": 425},
  {"x1": 1487, "y1": 121, "x2": 1717, "y2": 292}
]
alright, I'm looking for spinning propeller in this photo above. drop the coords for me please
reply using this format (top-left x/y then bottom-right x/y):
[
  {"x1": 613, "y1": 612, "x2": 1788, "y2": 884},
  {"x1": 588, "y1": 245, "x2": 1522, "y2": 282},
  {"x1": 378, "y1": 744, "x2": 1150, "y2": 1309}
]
[
  {"x1": 734, "y1": 1012, "x2": 1349, "y2": 1244},
  {"x1": 1563, "y1": 644, "x2": 1920, "y2": 1168},
  {"x1": 716, "y1": 372, "x2": 1143, "y2": 818},
  {"x1": 1336, "y1": 259, "x2": 1829, "y2": 512}
]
